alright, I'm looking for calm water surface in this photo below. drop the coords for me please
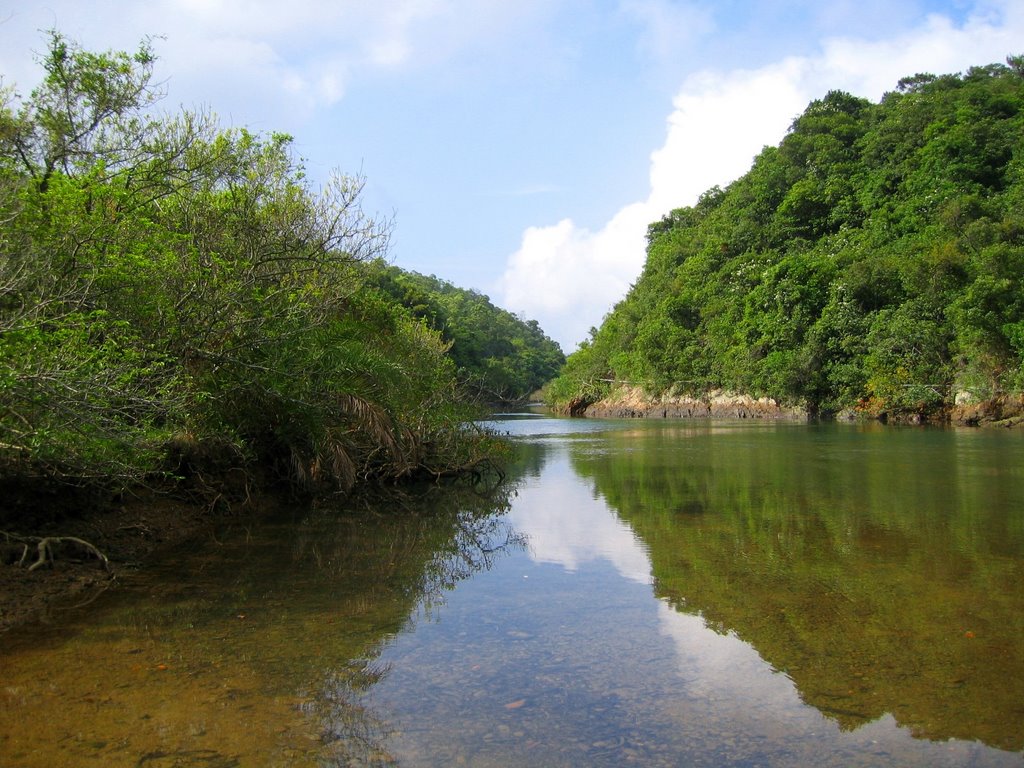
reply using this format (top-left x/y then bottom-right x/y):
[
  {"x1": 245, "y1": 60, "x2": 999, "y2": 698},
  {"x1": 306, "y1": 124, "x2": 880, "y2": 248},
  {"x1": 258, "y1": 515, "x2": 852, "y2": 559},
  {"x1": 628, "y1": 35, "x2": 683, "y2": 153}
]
[{"x1": 2, "y1": 416, "x2": 1023, "y2": 766}]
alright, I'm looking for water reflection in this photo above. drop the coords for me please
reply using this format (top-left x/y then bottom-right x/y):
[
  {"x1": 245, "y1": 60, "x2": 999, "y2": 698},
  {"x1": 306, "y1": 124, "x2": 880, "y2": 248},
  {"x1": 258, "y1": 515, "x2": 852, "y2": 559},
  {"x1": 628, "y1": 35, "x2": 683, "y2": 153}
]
[
  {"x1": 567, "y1": 420, "x2": 1024, "y2": 753},
  {"x1": 363, "y1": 422, "x2": 1023, "y2": 766},
  {"x1": 0, "y1": 481, "x2": 522, "y2": 767},
  {"x1": 2, "y1": 417, "x2": 1023, "y2": 766},
  {"x1": 506, "y1": 443, "x2": 652, "y2": 584}
]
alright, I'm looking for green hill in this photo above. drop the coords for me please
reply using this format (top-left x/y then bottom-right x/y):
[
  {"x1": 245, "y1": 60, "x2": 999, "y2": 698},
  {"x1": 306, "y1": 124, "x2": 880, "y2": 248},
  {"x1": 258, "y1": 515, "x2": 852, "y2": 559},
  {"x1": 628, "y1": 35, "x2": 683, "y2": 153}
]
[
  {"x1": 367, "y1": 264, "x2": 564, "y2": 404},
  {"x1": 548, "y1": 58, "x2": 1024, "y2": 421}
]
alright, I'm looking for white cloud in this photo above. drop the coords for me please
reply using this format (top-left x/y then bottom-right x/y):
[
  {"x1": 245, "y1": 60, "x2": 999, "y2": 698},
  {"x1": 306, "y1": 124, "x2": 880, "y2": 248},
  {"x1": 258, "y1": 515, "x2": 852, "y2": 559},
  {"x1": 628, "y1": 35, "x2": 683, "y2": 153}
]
[
  {"x1": 146, "y1": 0, "x2": 465, "y2": 116},
  {"x1": 498, "y1": 1, "x2": 1024, "y2": 352},
  {"x1": 648, "y1": 57, "x2": 812, "y2": 217},
  {"x1": 500, "y1": 207, "x2": 653, "y2": 346}
]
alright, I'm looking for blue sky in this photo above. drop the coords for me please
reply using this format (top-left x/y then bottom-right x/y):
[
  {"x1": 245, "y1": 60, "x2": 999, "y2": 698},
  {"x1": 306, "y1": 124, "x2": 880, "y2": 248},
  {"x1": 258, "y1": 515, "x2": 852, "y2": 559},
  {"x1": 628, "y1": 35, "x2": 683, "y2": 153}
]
[{"x1": 2, "y1": 1, "x2": 1022, "y2": 351}]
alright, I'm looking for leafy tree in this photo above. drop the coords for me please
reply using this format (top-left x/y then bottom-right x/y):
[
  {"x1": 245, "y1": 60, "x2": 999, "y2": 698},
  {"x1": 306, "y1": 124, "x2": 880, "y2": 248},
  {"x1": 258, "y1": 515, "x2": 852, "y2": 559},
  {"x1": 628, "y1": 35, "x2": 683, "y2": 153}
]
[{"x1": 0, "y1": 32, "x2": 503, "y2": 508}]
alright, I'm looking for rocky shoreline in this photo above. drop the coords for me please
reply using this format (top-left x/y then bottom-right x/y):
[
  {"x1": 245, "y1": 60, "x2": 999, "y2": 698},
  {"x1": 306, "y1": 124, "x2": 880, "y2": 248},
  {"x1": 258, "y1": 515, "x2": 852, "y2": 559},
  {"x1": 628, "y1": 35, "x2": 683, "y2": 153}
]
[
  {"x1": 948, "y1": 393, "x2": 1024, "y2": 427},
  {"x1": 574, "y1": 386, "x2": 1024, "y2": 427},
  {"x1": 581, "y1": 387, "x2": 808, "y2": 420}
]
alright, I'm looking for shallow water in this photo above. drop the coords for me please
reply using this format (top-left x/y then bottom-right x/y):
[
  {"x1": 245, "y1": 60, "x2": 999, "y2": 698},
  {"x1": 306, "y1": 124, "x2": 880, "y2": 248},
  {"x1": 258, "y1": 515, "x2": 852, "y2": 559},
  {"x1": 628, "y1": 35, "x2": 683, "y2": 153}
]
[{"x1": 2, "y1": 416, "x2": 1023, "y2": 766}]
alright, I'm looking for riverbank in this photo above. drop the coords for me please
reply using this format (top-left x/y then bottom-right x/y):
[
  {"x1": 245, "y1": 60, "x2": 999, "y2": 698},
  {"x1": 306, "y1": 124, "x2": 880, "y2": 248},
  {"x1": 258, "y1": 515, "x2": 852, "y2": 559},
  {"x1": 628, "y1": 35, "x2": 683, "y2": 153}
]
[
  {"x1": 949, "y1": 392, "x2": 1024, "y2": 427},
  {"x1": 579, "y1": 387, "x2": 809, "y2": 420},
  {"x1": 572, "y1": 385, "x2": 1024, "y2": 427}
]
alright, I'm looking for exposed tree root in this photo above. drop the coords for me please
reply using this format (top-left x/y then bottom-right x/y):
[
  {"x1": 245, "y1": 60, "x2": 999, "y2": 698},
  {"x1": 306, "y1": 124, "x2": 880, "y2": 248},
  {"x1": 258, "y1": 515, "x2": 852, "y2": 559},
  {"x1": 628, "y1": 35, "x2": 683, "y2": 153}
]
[{"x1": 1, "y1": 531, "x2": 112, "y2": 574}]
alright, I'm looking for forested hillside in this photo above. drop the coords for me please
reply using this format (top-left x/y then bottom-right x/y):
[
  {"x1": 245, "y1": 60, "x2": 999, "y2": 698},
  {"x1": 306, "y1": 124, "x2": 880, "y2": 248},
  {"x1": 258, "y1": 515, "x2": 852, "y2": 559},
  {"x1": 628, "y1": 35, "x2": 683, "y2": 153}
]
[
  {"x1": 548, "y1": 58, "x2": 1024, "y2": 420},
  {"x1": 0, "y1": 33, "x2": 533, "y2": 511},
  {"x1": 368, "y1": 265, "x2": 564, "y2": 403}
]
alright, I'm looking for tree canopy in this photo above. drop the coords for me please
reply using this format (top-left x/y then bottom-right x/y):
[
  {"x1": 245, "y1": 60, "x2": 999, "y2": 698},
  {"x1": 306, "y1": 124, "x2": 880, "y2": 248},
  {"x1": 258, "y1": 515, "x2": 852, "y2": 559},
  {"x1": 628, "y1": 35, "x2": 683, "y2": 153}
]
[{"x1": 547, "y1": 58, "x2": 1024, "y2": 419}]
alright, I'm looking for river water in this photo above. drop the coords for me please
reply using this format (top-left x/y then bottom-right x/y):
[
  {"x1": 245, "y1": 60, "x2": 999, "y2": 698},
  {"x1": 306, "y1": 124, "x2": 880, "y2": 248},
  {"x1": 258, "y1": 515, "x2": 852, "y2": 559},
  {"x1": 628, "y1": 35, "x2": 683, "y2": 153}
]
[{"x1": 2, "y1": 414, "x2": 1023, "y2": 767}]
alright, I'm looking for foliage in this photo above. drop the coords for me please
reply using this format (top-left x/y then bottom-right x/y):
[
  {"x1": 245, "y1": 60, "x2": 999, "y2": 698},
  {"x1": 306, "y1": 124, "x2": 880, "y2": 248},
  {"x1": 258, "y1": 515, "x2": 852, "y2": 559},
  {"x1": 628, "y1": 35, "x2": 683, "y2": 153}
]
[
  {"x1": 366, "y1": 264, "x2": 564, "y2": 403},
  {"x1": 548, "y1": 62, "x2": 1024, "y2": 418},
  {"x1": 0, "y1": 32, "x2": 507, "y2": 502}
]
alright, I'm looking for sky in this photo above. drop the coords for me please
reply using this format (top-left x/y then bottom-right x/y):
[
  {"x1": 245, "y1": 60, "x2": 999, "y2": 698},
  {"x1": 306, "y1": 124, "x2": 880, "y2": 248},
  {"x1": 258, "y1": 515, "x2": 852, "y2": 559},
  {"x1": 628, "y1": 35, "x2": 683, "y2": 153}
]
[{"x1": 2, "y1": 1, "x2": 1023, "y2": 351}]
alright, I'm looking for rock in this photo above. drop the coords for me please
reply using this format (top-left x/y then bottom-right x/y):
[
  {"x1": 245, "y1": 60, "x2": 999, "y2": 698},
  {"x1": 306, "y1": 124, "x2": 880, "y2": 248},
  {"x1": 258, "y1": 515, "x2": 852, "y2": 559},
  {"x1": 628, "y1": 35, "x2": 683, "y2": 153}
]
[
  {"x1": 580, "y1": 386, "x2": 809, "y2": 421},
  {"x1": 951, "y1": 393, "x2": 1024, "y2": 427}
]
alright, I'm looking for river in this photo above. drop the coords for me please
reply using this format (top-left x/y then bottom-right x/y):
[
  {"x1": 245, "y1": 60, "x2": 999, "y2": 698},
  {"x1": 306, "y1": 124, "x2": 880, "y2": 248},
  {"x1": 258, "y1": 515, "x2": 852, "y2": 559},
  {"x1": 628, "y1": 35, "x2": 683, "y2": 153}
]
[{"x1": 1, "y1": 414, "x2": 1023, "y2": 766}]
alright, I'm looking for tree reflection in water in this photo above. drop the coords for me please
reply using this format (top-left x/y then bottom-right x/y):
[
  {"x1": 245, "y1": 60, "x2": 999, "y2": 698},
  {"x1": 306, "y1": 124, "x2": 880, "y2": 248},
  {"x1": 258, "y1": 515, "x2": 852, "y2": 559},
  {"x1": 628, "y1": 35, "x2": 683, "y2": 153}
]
[
  {"x1": 295, "y1": 480, "x2": 527, "y2": 765},
  {"x1": 569, "y1": 423, "x2": 1024, "y2": 752},
  {"x1": 0, "y1": 466, "x2": 529, "y2": 767}
]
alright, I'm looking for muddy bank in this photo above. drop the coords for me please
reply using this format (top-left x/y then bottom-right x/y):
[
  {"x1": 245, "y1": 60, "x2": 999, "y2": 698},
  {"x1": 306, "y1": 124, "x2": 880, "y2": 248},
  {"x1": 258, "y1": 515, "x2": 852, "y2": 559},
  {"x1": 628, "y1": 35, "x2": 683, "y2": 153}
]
[{"x1": 580, "y1": 387, "x2": 809, "y2": 421}]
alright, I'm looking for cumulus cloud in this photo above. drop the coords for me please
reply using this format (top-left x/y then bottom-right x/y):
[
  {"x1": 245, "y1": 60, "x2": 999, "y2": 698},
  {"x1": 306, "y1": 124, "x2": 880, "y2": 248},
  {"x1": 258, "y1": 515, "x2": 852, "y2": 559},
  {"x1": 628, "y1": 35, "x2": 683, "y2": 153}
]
[
  {"x1": 498, "y1": 1, "x2": 1024, "y2": 352},
  {"x1": 500, "y1": 205, "x2": 655, "y2": 345}
]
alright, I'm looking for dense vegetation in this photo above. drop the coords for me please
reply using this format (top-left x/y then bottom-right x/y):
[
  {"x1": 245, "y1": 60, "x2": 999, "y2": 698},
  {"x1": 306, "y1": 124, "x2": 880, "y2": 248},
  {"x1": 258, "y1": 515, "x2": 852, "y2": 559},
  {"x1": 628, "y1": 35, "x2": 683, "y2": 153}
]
[
  {"x1": 367, "y1": 265, "x2": 564, "y2": 403},
  {"x1": 0, "y1": 33, "x2": 538, "y2": 509},
  {"x1": 548, "y1": 58, "x2": 1024, "y2": 419}
]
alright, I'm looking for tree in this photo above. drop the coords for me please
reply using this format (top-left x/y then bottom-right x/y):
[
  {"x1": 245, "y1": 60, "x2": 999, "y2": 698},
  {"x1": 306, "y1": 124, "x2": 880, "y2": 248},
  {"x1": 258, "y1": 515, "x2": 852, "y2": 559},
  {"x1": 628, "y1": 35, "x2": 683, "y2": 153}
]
[{"x1": 1, "y1": 32, "x2": 503, "y2": 507}]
